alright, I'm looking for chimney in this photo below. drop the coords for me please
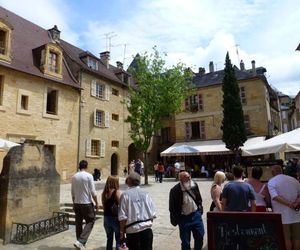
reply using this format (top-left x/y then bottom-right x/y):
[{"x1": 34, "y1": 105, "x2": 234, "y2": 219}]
[
  {"x1": 240, "y1": 60, "x2": 245, "y2": 71},
  {"x1": 198, "y1": 67, "x2": 205, "y2": 76},
  {"x1": 251, "y1": 60, "x2": 256, "y2": 76},
  {"x1": 116, "y1": 61, "x2": 123, "y2": 69},
  {"x1": 100, "y1": 51, "x2": 110, "y2": 69},
  {"x1": 48, "y1": 25, "x2": 60, "y2": 42},
  {"x1": 209, "y1": 61, "x2": 214, "y2": 73}
]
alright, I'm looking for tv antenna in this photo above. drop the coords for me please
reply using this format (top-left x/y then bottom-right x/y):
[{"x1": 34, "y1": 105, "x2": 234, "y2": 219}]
[
  {"x1": 111, "y1": 43, "x2": 130, "y2": 65},
  {"x1": 102, "y1": 32, "x2": 117, "y2": 51}
]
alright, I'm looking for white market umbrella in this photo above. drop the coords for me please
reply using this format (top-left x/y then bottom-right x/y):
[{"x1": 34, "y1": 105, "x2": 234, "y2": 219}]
[
  {"x1": 161, "y1": 144, "x2": 200, "y2": 157},
  {"x1": 242, "y1": 128, "x2": 300, "y2": 156},
  {"x1": 0, "y1": 138, "x2": 19, "y2": 151}
]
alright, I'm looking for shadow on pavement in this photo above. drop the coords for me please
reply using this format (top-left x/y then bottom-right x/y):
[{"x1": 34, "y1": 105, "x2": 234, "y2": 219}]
[{"x1": 37, "y1": 246, "x2": 74, "y2": 250}]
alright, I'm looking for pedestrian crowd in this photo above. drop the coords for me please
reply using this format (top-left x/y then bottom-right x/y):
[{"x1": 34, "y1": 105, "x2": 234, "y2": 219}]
[{"x1": 71, "y1": 159, "x2": 300, "y2": 250}]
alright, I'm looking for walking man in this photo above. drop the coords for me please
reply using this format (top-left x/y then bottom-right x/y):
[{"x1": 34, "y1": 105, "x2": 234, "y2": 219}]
[
  {"x1": 169, "y1": 171, "x2": 205, "y2": 250},
  {"x1": 71, "y1": 160, "x2": 99, "y2": 249},
  {"x1": 268, "y1": 165, "x2": 300, "y2": 250},
  {"x1": 221, "y1": 165, "x2": 256, "y2": 211},
  {"x1": 119, "y1": 172, "x2": 156, "y2": 250}
]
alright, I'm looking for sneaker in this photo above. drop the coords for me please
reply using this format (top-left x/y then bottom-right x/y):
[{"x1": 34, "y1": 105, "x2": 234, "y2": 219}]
[{"x1": 74, "y1": 240, "x2": 85, "y2": 249}]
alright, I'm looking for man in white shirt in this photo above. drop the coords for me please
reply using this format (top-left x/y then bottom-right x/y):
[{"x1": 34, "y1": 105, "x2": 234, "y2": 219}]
[
  {"x1": 71, "y1": 160, "x2": 99, "y2": 250},
  {"x1": 268, "y1": 165, "x2": 300, "y2": 250},
  {"x1": 119, "y1": 172, "x2": 156, "y2": 250}
]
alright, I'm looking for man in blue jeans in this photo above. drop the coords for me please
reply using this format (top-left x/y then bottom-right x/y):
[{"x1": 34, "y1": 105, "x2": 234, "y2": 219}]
[{"x1": 169, "y1": 171, "x2": 205, "y2": 250}]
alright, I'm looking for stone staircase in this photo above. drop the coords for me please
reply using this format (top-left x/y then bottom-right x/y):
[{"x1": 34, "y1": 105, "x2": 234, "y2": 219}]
[{"x1": 60, "y1": 203, "x2": 103, "y2": 225}]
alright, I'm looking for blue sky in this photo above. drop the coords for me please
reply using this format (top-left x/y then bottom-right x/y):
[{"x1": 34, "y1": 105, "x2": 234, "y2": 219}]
[{"x1": 1, "y1": 0, "x2": 300, "y2": 95}]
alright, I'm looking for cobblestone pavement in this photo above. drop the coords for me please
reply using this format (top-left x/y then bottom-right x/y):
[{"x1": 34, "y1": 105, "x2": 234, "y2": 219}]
[{"x1": 1, "y1": 176, "x2": 213, "y2": 250}]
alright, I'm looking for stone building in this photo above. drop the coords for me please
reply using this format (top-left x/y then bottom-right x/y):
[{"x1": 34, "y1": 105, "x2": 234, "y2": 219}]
[
  {"x1": 158, "y1": 60, "x2": 281, "y2": 158},
  {"x1": 278, "y1": 92, "x2": 293, "y2": 132},
  {"x1": 0, "y1": 7, "x2": 80, "y2": 181},
  {"x1": 60, "y1": 42, "x2": 134, "y2": 177},
  {"x1": 290, "y1": 91, "x2": 300, "y2": 130}
]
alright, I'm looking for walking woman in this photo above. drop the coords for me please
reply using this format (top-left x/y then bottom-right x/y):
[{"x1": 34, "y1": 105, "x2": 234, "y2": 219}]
[
  {"x1": 101, "y1": 176, "x2": 122, "y2": 250},
  {"x1": 210, "y1": 171, "x2": 226, "y2": 211}
]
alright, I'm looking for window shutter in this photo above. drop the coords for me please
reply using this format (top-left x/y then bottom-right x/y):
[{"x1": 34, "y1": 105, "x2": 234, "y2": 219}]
[
  {"x1": 91, "y1": 80, "x2": 96, "y2": 97},
  {"x1": 105, "y1": 111, "x2": 110, "y2": 127},
  {"x1": 93, "y1": 109, "x2": 97, "y2": 126},
  {"x1": 105, "y1": 85, "x2": 110, "y2": 100},
  {"x1": 185, "y1": 98, "x2": 190, "y2": 111},
  {"x1": 185, "y1": 122, "x2": 191, "y2": 139},
  {"x1": 85, "y1": 138, "x2": 91, "y2": 157},
  {"x1": 198, "y1": 94, "x2": 203, "y2": 111},
  {"x1": 100, "y1": 140, "x2": 105, "y2": 157}
]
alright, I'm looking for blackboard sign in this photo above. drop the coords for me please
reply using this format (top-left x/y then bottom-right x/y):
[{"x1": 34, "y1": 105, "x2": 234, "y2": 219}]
[{"x1": 207, "y1": 212, "x2": 285, "y2": 250}]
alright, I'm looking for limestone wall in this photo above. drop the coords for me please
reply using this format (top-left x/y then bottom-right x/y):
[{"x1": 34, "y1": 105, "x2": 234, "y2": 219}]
[{"x1": 0, "y1": 140, "x2": 60, "y2": 244}]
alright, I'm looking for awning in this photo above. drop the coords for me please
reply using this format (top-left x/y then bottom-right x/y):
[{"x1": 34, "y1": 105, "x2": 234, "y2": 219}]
[{"x1": 160, "y1": 136, "x2": 265, "y2": 156}]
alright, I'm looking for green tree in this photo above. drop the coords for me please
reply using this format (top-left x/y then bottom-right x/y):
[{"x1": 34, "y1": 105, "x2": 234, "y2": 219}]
[
  {"x1": 126, "y1": 47, "x2": 193, "y2": 184},
  {"x1": 221, "y1": 52, "x2": 246, "y2": 164}
]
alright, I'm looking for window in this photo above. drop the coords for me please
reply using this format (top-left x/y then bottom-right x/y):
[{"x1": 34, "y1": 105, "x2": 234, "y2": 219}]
[
  {"x1": 186, "y1": 121, "x2": 205, "y2": 139},
  {"x1": 86, "y1": 139, "x2": 105, "y2": 157},
  {"x1": 46, "y1": 88, "x2": 58, "y2": 115},
  {"x1": 244, "y1": 115, "x2": 250, "y2": 134},
  {"x1": 48, "y1": 51, "x2": 58, "y2": 73},
  {"x1": 161, "y1": 127, "x2": 171, "y2": 143},
  {"x1": 112, "y1": 88, "x2": 119, "y2": 96},
  {"x1": 282, "y1": 111, "x2": 287, "y2": 119},
  {"x1": 94, "y1": 110, "x2": 104, "y2": 127},
  {"x1": 91, "y1": 81, "x2": 106, "y2": 99},
  {"x1": 0, "y1": 75, "x2": 3, "y2": 106},
  {"x1": 191, "y1": 121, "x2": 200, "y2": 139},
  {"x1": 21, "y1": 95, "x2": 28, "y2": 110},
  {"x1": 87, "y1": 57, "x2": 98, "y2": 70},
  {"x1": 112, "y1": 140, "x2": 119, "y2": 148},
  {"x1": 240, "y1": 86, "x2": 246, "y2": 104},
  {"x1": 112, "y1": 113, "x2": 119, "y2": 121},
  {"x1": 190, "y1": 95, "x2": 198, "y2": 112},
  {"x1": 0, "y1": 30, "x2": 6, "y2": 55},
  {"x1": 94, "y1": 110, "x2": 109, "y2": 127},
  {"x1": 91, "y1": 140, "x2": 100, "y2": 156},
  {"x1": 0, "y1": 21, "x2": 12, "y2": 63}
]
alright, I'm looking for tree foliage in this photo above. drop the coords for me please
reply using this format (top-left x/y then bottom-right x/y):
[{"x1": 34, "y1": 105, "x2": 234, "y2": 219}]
[
  {"x1": 221, "y1": 52, "x2": 247, "y2": 155},
  {"x1": 126, "y1": 47, "x2": 193, "y2": 184}
]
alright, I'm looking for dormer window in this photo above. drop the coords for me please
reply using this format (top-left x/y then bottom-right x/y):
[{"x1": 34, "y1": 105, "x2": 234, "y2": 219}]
[
  {"x1": 40, "y1": 43, "x2": 63, "y2": 79},
  {"x1": 0, "y1": 20, "x2": 12, "y2": 63},
  {"x1": 87, "y1": 57, "x2": 98, "y2": 70},
  {"x1": 0, "y1": 30, "x2": 6, "y2": 54},
  {"x1": 48, "y1": 51, "x2": 58, "y2": 73}
]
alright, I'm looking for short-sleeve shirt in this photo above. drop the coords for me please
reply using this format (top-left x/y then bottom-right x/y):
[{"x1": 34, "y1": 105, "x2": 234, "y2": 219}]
[
  {"x1": 268, "y1": 174, "x2": 300, "y2": 224},
  {"x1": 222, "y1": 181, "x2": 255, "y2": 211},
  {"x1": 71, "y1": 171, "x2": 96, "y2": 204}
]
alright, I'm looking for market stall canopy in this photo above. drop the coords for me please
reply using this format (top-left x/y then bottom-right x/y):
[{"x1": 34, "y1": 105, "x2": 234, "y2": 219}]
[
  {"x1": 0, "y1": 138, "x2": 20, "y2": 151},
  {"x1": 242, "y1": 128, "x2": 300, "y2": 156},
  {"x1": 161, "y1": 137, "x2": 265, "y2": 156},
  {"x1": 162, "y1": 144, "x2": 200, "y2": 156}
]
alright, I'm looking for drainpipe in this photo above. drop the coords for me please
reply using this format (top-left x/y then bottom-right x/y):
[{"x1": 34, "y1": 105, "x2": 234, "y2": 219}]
[{"x1": 76, "y1": 70, "x2": 83, "y2": 172}]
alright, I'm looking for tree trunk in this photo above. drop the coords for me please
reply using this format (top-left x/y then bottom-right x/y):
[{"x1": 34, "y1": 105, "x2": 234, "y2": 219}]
[
  {"x1": 143, "y1": 152, "x2": 148, "y2": 185},
  {"x1": 234, "y1": 149, "x2": 241, "y2": 166}
]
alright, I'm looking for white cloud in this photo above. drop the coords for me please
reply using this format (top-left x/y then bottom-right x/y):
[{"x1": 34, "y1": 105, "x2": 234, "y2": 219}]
[{"x1": 1, "y1": 0, "x2": 299, "y2": 94}]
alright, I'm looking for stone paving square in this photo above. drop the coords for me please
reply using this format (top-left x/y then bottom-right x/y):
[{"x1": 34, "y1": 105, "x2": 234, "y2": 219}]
[{"x1": 1, "y1": 176, "x2": 212, "y2": 250}]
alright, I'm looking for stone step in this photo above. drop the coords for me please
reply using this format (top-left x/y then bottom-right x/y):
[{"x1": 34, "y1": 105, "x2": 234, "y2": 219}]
[{"x1": 60, "y1": 203, "x2": 103, "y2": 225}]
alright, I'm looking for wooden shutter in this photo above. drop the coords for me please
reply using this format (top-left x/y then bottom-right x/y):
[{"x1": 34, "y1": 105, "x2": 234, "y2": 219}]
[
  {"x1": 105, "y1": 85, "x2": 110, "y2": 100},
  {"x1": 105, "y1": 111, "x2": 110, "y2": 127},
  {"x1": 198, "y1": 94, "x2": 203, "y2": 111},
  {"x1": 91, "y1": 80, "x2": 96, "y2": 97},
  {"x1": 85, "y1": 138, "x2": 91, "y2": 157},
  {"x1": 100, "y1": 140, "x2": 105, "y2": 158},
  {"x1": 185, "y1": 98, "x2": 190, "y2": 111},
  {"x1": 185, "y1": 122, "x2": 191, "y2": 139},
  {"x1": 200, "y1": 121, "x2": 206, "y2": 139},
  {"x1": 93, "y1": 109, "x2": 98, "y2": 126}
]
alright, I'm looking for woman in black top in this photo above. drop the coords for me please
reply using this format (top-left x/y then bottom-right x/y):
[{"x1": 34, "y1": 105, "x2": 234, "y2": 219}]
[{"x1": 101, "y1": 175, "x2": 122, "y2": 250}]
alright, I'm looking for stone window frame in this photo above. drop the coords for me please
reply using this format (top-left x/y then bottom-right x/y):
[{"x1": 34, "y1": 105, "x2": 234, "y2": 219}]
[
  {"x1": 0, "y1": 19, "x2": 12, "y2": 63},
  {"x1": 41, "y1": 43, "x2": 63, "y2": 79},
  {"x1": 16, "y1": 89, "x2": 32, "y2": 116},
  {"x1": 91, "y1": 80, "x2": 110, "y2": 100},
  {"x1": 94, "y1": 109, "x2": 110, "y2": 128},
  {"x1": 85, "y1": 138, "x2": 105, "y2": 158},
  {"x1": 111, "y1": 140, "x2": 119, "y2": 148},
  {"x1": 43, "y1": 86, "x2": 59, "y2": 120},
  {"x1": 87, "y1": 57, "x2": 99, "y2": 70}
]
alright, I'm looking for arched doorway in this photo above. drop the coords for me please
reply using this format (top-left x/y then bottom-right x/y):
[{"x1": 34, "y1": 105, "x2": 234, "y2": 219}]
[{"x1": 111, "y1": 153, "x2": 118, "y2": 175}]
